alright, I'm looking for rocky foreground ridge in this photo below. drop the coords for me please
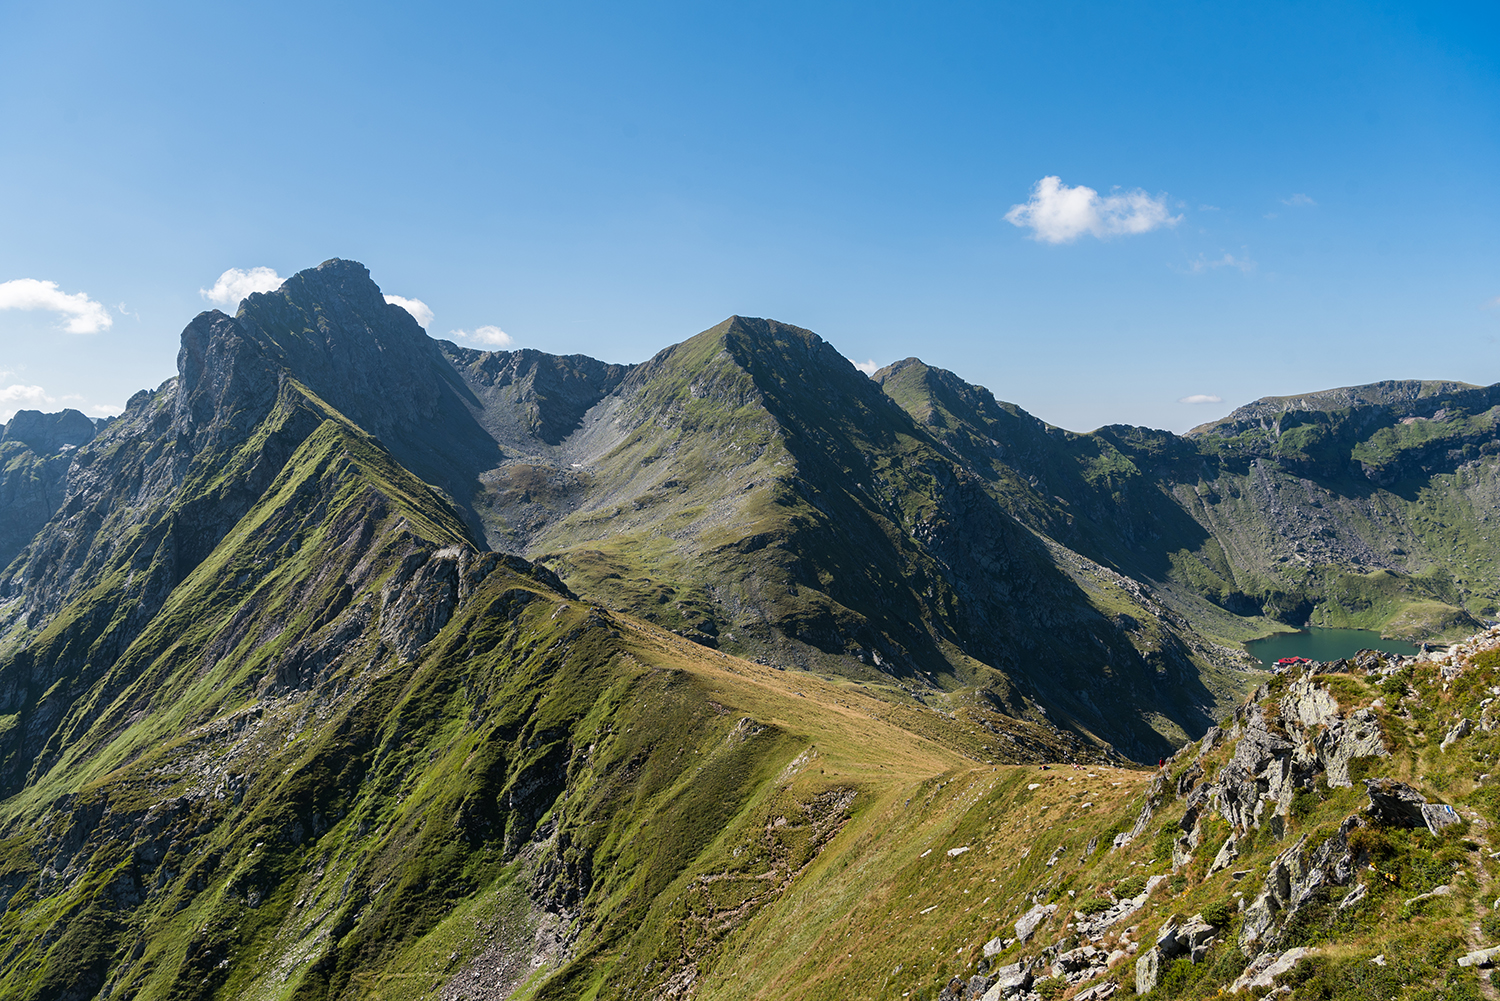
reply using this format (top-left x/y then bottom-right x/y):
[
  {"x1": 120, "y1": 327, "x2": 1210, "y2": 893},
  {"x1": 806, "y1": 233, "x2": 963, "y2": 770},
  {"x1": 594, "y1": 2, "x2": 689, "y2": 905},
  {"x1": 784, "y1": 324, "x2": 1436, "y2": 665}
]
[{"x1": 912, "y1": 624, "x2": 1500, "y2": 1001}]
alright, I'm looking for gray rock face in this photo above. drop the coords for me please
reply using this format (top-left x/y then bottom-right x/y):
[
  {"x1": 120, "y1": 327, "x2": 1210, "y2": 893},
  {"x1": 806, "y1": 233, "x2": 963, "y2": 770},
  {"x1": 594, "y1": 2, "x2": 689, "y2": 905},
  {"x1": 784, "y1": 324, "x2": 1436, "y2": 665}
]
[{"x1": 1198, "y1": 676, "x2": 1388, "y2": 838}]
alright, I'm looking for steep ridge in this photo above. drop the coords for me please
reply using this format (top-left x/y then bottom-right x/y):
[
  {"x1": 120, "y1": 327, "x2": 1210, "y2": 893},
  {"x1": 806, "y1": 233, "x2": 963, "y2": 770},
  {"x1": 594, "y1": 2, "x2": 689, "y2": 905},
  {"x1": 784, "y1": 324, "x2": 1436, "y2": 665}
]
[{"x1": 0, "y1": 261, "x2": 527, "y2": 797}]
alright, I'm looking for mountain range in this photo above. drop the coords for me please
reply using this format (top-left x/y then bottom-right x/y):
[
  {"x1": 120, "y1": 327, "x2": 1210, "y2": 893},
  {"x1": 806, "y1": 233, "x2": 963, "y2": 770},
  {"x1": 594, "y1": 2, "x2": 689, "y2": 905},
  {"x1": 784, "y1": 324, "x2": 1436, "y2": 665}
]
[{"x1": 0, "y1": 258, "x2": 1496, "y2": 999}]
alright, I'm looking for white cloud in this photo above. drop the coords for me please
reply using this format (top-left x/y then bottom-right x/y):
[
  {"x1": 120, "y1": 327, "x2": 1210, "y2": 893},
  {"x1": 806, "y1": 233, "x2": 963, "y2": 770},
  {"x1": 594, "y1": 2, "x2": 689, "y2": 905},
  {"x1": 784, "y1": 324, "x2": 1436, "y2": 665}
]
[
  {"x1": 1, "y1": 385, "x2": 123, "y2": 422},
  {"x1": 452, "y1": 325, "x2": 514, "y2": 348},
  {"x1": 384, "y1": 294, "x2": 434, "y2": 329},
  {"x1": 0, "y1": 279, "x2": 113, "y2": 333},
  {"x1": 1004, "y1": 176, "x2": 1180, "y2": 244},
  {"x1": 1178, "y1": 394, "x2": 1223, "y2": 405},
  {"x1": 1282, "y1": 193, "x2": 1316, "y2": 207},
  {"x1": 853, "y1": 359, "x2": 880, "y2": 376},
  {"x1": 200, "y1": 267, "x2": 284, "y2": 307},
  {"x1": 1184, "y1": 252, "x2": 1256, "y2": 274},
  {"x1": 1484, "y1": 296, "x2": 1500, "y2": 309},
  {"x1": 0, "y1": 384, "x2": 54, "y2": 420}
]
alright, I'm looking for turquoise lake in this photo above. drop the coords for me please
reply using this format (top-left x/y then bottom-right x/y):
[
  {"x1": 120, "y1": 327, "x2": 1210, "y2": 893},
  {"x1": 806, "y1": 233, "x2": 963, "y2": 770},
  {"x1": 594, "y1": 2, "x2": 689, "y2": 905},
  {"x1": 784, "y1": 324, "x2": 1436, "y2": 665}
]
[{"x1": 1245, "y1": 627, "x2": 1418, "y2": 667}]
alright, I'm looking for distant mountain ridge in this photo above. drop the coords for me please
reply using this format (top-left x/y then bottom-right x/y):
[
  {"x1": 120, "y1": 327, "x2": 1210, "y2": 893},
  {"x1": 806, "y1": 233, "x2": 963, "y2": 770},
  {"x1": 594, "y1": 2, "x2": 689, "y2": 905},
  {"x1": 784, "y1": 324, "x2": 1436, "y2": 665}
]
[{"x1": 0, "y1": 258, "x2": 1495, "y2": 998}]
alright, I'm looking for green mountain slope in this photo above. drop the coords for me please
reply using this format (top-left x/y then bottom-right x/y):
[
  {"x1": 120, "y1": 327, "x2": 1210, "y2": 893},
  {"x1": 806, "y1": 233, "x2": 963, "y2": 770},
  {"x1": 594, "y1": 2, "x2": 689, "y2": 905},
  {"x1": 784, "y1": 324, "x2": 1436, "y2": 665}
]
[{"x1": 874, "y1": 359, "x2": 1499, "y2": 645}]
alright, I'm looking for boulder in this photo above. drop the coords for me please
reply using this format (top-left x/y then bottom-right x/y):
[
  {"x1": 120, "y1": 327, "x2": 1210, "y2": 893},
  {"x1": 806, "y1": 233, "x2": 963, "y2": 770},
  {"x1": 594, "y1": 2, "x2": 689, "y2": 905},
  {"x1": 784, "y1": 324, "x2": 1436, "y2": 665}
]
[
  {"x1": 980, "y1": 961, "x2": 1032, "y2": 1000},
  {"x1": 1208, "y1": 835, "x2": 1239, "y2": 875},
  {"x1": 1364, "y1": 779, "x2": 1461, "y2": 834},
  {"x1": 1014, "y1": 903, "x2": 1057, "y2": 944},
  {"x1": 1135, "y1": 946, "x2": 1162, "y2": 995},
  {"x1": 1052, "y1": 945, "x2": 1107, "y2": 983},
  {"x1": 1230, "y1": 947, "x2": 1315, "y2": 991},
  {"x1": 1073, "y1": 981, "x2": 1117, "y2": 1001},
  {"x1": 1458, "y1": 946, "x2": 1500, "y2": 969},
  {"x1": 1441, "y1": 718, "x2": 1473, "y2": 752},
  {"x1": 1157, "y1": 913, "x2": 1218, "y2": 964}
]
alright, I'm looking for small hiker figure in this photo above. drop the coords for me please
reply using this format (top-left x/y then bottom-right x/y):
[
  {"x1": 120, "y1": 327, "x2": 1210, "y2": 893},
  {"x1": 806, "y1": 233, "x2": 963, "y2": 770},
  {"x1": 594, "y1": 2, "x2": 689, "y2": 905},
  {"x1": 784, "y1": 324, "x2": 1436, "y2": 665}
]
[{"x1": 1157, "y1": 758, "x2": 1165, "y2": 769}]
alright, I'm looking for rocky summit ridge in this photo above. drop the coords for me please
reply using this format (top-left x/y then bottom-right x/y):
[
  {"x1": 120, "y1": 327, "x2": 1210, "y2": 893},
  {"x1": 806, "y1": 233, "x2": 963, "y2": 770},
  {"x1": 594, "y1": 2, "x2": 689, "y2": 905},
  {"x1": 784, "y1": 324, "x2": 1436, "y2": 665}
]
[{"x1": 0, "y1": 258, "x2": 1495, "y2": 999}]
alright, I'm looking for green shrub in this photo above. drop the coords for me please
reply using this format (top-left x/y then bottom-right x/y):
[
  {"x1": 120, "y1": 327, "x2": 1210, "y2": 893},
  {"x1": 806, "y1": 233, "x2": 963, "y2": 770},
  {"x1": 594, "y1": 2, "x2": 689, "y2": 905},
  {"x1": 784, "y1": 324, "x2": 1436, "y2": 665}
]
[
  {"x1": 1115, "y1": 874, "x2": 1147, "y2": 899},
  {"x1": 1347, "y1": 755, "x2": 1383, "y2": 784},
  {"x1": 1202, "y1": 897, "x2": 1238, "y2": 929},
  {"x1": 1152, "y1": 825, "x2": 1177, "y2": 864},
  {"x1": 1076, "y1": 895, "x2": 1113, "y2": 915},
  {"x1": 1291, "y1": 785, "x2": 1321, "y2": 819},
  {"x1": 1033, "y1": 977, "x2": 1065, "y2": 1000}
]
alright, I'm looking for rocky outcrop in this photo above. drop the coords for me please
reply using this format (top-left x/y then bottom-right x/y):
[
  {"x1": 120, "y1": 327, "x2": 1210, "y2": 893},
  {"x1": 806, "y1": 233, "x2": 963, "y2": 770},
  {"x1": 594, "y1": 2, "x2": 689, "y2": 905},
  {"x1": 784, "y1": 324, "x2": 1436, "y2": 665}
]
[
  {"x1": 1239, "y1": 815, "x2": 1361, "y2": 957},
  {"x1": 1180, "y1": 671, "x2": 1389, "y2": 851}
]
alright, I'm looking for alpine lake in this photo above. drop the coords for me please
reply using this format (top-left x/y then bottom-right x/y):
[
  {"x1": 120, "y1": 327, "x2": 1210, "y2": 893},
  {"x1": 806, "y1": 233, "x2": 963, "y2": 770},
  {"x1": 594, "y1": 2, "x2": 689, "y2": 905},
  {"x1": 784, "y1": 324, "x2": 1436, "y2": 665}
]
[{"x1": 1245, "y1": 626, "x2": 1419, "y2": 668}]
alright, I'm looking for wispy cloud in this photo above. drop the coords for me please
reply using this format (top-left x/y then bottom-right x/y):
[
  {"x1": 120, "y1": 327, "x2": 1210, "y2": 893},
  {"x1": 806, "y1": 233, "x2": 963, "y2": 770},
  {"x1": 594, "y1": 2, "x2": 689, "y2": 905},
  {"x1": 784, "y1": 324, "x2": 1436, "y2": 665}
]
[
  {"x1": 452, "y1": 325, "x2": 513, "y2": 348},
  {"x1": 0, "y1": 384, "x2": 53, "y2": 420},
  {"x1": 1483, "y1": 296, "x2": 1500, "y2": 310},
  {"x1": 1183, "y1": 252, "x2": 1256, "y2": 274},
  {"x1": 1178, "y1": 394, "x2": 1223, "y2": 405},
  {"x1": 384, "y1": 294, "x2": 433, "y2": 329},
  {"x1": 0, "y1": 384, "x2": 122, "y2": 422},
  {"x1": 200, "y1": 267, "x2": 284, "y2": 307},
  {"x1": 1005, "y1": 176, "x2": 1180, "y2": 244},
  {"x1": 853, "y1": 359, "x2": 880, "y2": 376},
  {"x1": 0, "y1": 279, "x2": 113, "y2": 333},
  {"x1": 1282, "y1": 193, "x2": 1316, "y2": 207}
]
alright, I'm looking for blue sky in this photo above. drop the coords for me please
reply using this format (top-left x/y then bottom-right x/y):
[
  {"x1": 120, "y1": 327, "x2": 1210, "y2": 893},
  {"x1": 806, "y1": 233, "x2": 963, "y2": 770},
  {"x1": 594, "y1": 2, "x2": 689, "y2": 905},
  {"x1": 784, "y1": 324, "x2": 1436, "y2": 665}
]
[{"x1": 2, "y1": 0, "x2": 1497, "y2": 432}]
